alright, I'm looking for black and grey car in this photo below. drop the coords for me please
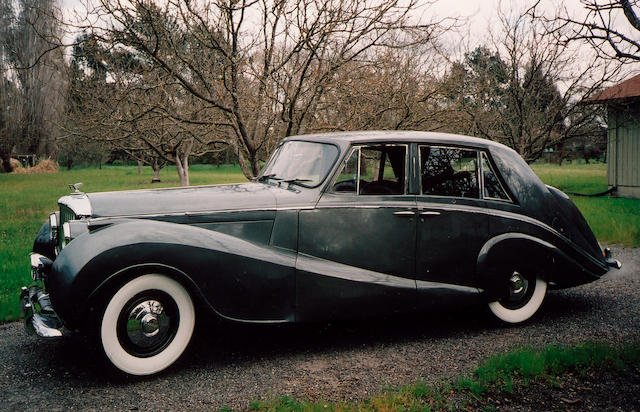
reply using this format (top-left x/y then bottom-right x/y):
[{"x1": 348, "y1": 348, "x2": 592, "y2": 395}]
[{"x1": 22, "y1": 131, "x2": 621, "y2": 376}]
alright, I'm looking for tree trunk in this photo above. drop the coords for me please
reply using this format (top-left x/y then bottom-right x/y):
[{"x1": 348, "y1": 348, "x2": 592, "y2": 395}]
[
  {"x1": 0, "y1": 151, "x2": 13, "y2": 173},
  {"x1": 175, "y1": 140, "x2": 193, "y2": 186},
  {"x1": 236, "y1": 151, "x2": 255, "y2": 179},
  {"x1": 137, "y1": 160, "x2": 143, "y2": 174},
  {"x1": 176, "y1": 155, "x2": 189, "y2": 186},
  {"x1": 151, "y1": 158, "x2": 162, "y2": 183}
]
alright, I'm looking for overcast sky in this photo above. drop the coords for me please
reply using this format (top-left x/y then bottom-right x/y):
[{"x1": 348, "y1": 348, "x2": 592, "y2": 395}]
[{"x1": 57, "y1": 0, "x2": 622, "y2": 58}]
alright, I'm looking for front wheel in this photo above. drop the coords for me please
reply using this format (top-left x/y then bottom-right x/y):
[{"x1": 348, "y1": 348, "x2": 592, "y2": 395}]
[
  {"x1": 99, "y1": 274, "x2": 195, "y2": 376},
  {"x1": 487, "y1": 272, "x2": 547, "y2": 324}
]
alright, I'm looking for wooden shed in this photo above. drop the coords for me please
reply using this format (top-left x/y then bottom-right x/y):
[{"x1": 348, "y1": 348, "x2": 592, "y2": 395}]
[{"x1": 589, "y1": 74, "x2": 640, "y2": 199}]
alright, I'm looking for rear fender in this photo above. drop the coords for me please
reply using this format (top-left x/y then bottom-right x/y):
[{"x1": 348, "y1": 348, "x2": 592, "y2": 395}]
[{"x1": 476, "y1": 233, "x2": 595, "y2": 299}]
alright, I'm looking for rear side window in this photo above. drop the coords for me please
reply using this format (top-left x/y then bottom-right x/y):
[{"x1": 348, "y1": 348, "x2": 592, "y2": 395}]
[
  {"x1": 481, "y1": 152, "x2": 510, "y2": 201},
  {"x1": 420, "y1": 146, "x2": 479, "y2": 198}
]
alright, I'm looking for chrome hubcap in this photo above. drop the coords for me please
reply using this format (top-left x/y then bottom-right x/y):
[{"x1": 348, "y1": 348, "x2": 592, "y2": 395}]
[
  {"x1": 510, "y1": 272, "x2": 525, "y2": 294},
  {"x1": 141, "y1": 313, "x2": 160, "y2": 337},
  {"x1": 126, "y1": 300, "x2": 169, "y2": 348}
]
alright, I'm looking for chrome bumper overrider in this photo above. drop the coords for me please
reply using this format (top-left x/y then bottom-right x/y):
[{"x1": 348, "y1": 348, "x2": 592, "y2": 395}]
[
  {"x1": 603, "y1": 248, "x2": 622, "y2": 270},
  {"x1": 20, "y1": 285, "x2": 66, "y2": 338}
]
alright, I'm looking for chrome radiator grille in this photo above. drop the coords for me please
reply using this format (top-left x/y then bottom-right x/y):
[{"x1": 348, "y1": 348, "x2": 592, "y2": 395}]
[{"x1": 58, "y1": 205, "x2": 75, "y2": 250}]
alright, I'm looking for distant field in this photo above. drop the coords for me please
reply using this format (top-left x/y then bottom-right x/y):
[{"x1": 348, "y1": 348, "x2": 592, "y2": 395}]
[
  {"x1": 0, "y1": 164, "x2": 247, "y2": 322},
  {"x1": 532, "y1": 162, "x2": 640, "y2": 247},
  {"x1": 0, "y1": 162, "x2": 637, "y2": 322}
]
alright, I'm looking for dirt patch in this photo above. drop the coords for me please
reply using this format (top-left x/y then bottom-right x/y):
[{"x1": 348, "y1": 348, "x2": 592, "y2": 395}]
[{"x1": 473, "y1": 367, "x2": 640, "y2": 411}]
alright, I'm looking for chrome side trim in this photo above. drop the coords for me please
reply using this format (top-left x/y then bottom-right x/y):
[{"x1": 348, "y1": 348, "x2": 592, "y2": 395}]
[
  {"x1": 298, "y1": 253, "x2": 483, "y2": 294},
  {"x1": 87, "y1": 207, "x2": 316, "y2": 223},
  {"x1": 58, "y1": 193, "x2": 92, "y2": 217},
  {"x1": 479, "y1": 232, "x2": 556, "y2": 259},
  {"x1": 297, "y1": 253, "x2": 416, "y2": 289},
  {"x1": 415, "y1": 280, "x2": 482, "y2": 294}
]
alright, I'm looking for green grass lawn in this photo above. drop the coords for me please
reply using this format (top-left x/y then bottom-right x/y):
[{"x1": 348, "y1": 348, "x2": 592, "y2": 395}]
[
  {"x1": 532, "y1": 162, "x2": 640, "y2": 247},
  {"x1": 0, "y1": 162, "x2": 638, "y2": 322},
  {"x1": 0, "y1": 164, "x2": 247, "y2": 322}
]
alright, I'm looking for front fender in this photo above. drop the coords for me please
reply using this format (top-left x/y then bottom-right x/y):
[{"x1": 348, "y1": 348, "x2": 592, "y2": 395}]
[{"x1": 47, "y1": 220, "x2": 296, "y2": 330}]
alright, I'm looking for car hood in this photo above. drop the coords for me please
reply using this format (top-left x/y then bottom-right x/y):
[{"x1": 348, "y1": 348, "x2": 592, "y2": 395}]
[{"x1": 86, "y1": 183, "x2": 277, "y2": 218}]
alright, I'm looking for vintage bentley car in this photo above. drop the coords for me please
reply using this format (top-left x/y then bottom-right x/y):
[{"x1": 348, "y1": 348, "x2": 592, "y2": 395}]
[{"x1": 22, "y1": 131, "x2": 621, "y2": 375}]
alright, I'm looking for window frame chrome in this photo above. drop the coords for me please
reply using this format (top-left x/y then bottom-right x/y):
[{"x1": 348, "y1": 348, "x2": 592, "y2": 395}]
[{"x1": 479, "y1": 151, "x2": 513, "y2": 203}]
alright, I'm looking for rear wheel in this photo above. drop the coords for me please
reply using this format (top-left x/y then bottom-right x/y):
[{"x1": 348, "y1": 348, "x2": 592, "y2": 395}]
[
  {"x1": 488, "y1": 271, "x2": 547, "y2": 324},
  {"x1": 99, "y1": 274, "x2": 195, "y2": 376}
]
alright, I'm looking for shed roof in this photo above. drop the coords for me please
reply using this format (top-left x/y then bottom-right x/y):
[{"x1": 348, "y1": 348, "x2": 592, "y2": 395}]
[{"x1": 589, "y1": 73, "x2": 640, "y2": 103}]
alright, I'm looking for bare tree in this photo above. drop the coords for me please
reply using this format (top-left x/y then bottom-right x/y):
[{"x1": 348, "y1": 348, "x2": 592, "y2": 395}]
[
  {"x1": 66, "y1": 30, "x2": 227, "y2": 186},
  {"x1": 310, "y1": 47, "x2": 451, "y2": 133},
  {"x1": 73, "y1": 0, "x2": 448, "y2": 178},
  {"x1": 0, "y1": 0, "x2": 66, "y2": 172},
  {"x1": 547, "y1": 0, "x2": 640, "y2": 63},
  {"x1": 444, "y1": 8, "x2": 620, "y2": 162}
]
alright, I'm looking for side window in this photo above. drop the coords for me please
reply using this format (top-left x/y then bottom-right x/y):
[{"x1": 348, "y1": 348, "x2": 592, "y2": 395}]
[
  {"x1": 481, "y1": 152, "x2": 510, "y2": 201},
  {"x1": 420, "y1": 146, "x2": 479, "y2": 198},
  {"x1": 332, "y1": 145, "x2": 406, "y2": 195},
  {"x1": 333, "y1": 149, "x2": 359, "y2": 193}
]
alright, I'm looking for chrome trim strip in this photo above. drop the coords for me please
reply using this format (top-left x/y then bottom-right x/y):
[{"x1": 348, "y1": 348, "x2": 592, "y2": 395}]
[
  {"x1": 393, "y1": 211, "x2": 415, "y2": 216},
  {"x1": 297, "y1": 253, "x2": 416, "y2": 289},
  {"x1": 479, "y1": 232, "x2": 556, "y2": 258},
  {"x1": 415, "y1": 280, "x2": 482, "y2": 294},
  {"x1": 88, "y1": 208, "x2": 283, "y2": 222},
  {"x1": 298, "y1": 253, "x2": 483, "y2": 294}
]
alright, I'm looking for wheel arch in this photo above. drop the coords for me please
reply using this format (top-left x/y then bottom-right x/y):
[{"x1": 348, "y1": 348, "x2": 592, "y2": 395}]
[
  {"x1": 476, "y1": 232, "x2": 564, "y2": 298},
  {"x1": 82, "y1": 262, "x2": 210, "y2": 333}
]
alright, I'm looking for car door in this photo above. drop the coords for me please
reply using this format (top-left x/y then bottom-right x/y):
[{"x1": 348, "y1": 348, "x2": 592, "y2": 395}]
[
  {"x1": 296, "y1": 143, "x2": 418, "y2": 321},
  {"x1": 414, "y1": 145, "x2": 488, "y2": 308}
]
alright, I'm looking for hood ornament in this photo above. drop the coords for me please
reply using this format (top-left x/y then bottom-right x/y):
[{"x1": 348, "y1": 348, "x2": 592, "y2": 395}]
[{"x1": 68, "y1": 182, "x2": 84, "y2": 194}]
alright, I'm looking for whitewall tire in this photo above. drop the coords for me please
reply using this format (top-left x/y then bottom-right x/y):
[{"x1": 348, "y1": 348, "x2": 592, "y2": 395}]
[
  {"x1": 100, "y1": 274, "x2": 195, "y2": 376},
  {"x1": 488, "y1": 273, "x2": 547, "y2": 324}
]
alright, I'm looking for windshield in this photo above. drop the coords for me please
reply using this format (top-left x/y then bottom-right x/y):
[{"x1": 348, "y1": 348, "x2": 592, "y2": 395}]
[{"x1": 260, "y1": 141, "x2": 339, "y2": 187}]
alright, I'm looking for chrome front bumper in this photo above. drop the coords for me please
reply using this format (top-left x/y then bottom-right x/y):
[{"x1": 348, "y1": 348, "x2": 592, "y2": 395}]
[
  {"x1": 20, "y1": 285, "x2": 67, "y2": 338},
  {"x1": 21, "y1": 253, "x2": 67, "y2": 338}
]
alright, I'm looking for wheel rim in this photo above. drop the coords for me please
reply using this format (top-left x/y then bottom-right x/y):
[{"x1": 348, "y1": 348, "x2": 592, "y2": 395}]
[
  {"x1": 499, "y1": 271, "x2": 535, "y2": 310},
  {"x1": 116, "y1": 290, "x2": 179, "y2": 358}
]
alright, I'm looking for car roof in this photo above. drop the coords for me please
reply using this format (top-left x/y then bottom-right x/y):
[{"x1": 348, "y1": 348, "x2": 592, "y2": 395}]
[{"x1": 282, "y1": 130, "x2": 512, "y2": 151}]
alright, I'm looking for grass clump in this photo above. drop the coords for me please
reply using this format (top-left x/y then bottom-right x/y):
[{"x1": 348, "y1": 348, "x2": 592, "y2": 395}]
[
  {"x1": 456, "y1": 342, "x2": 640, "y2": 397},
  {"x1": 246, "y1": 342, "x2": 640, "y2": 412}
]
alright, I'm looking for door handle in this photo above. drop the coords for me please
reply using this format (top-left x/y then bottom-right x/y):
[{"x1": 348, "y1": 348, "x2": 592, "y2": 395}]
[
  {"x1": 419, "y1": 211, "x2": 441, "y2": 217},
  {"x1": 393, "y1": 211, "x2": 415, "y2": 217}
]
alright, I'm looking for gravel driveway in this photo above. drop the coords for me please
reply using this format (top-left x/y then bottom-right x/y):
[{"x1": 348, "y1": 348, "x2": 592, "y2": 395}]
[{"x1": 1, "y1": 246, "x2": 638, "y2": 410}]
